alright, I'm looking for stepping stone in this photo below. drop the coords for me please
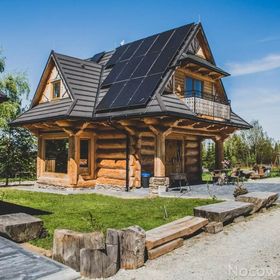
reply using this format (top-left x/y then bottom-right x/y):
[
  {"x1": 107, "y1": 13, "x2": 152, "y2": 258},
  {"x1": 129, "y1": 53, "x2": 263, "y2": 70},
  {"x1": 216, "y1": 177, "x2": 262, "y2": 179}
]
[
  {"x1": 0, "y1": 213, "x2": 43, "y2": 243},
  {"x1": 145, "y1": 216, "x2": 208, "y2": 250},
  {"x1": 236, "y1": 192, "x2": 279, "y2": 213},
  {"x1": 194, "y1": 201, "x2": 254, "y2": 224}
]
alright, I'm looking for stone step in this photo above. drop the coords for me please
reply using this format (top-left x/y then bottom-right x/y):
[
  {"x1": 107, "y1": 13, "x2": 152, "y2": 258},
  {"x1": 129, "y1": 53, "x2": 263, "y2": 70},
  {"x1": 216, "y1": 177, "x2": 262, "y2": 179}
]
[
  {"x1": 0, "y1": 213, "x2": 43, "y2": 243},
  {"x1": 236, "y1": 191, "x2": 279, "y2": 213},
  {"x1": 194, "y1": 201, "x2": 254, "y2": 224},
  {"x1": 145, "y1": 216, "x2": 208, "y2": 250}
]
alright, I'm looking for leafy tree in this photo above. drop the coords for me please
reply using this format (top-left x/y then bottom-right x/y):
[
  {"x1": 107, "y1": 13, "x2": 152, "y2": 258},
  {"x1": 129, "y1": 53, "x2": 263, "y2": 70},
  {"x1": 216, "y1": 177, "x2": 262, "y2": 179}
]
[
  {"x1": 0, "y1": 50, "x2": 36, "y2": 185},
  {"x1": 202, "y1": 140, "x2": 215, "y2": 170}
]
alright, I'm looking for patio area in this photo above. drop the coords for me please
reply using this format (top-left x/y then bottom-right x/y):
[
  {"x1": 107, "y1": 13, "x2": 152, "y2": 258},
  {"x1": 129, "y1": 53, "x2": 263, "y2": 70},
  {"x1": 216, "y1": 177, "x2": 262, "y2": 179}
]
[{"x1": 5, "y1": 177, "x2": 280, "y2": 201}]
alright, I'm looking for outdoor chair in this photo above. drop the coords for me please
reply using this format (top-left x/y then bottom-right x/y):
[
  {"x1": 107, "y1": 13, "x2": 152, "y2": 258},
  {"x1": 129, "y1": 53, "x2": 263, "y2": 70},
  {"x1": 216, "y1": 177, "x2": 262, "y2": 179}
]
[{"x1": 167, "y1": 173, "x2": 191, "y2": 193}]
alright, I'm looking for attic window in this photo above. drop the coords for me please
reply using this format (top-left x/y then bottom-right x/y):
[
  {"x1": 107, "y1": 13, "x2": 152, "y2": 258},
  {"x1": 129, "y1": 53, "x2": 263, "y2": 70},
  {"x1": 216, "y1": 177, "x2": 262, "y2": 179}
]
[{"x1": 52, "y1": 80, "x2": 61, "y2": 99}]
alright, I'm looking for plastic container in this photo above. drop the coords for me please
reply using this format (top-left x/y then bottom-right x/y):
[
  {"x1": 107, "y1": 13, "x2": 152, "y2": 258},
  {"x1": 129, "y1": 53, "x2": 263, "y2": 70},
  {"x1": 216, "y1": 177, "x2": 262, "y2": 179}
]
[{"x1": 141, "y1": 171, "x2": 151, "y2": 188}]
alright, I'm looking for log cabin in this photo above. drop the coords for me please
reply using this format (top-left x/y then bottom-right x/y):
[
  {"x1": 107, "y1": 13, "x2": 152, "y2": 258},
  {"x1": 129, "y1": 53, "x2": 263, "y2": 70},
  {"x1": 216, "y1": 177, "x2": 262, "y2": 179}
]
[{"x1": 12, "y1": 23, "x2": 250, "y2": 190}]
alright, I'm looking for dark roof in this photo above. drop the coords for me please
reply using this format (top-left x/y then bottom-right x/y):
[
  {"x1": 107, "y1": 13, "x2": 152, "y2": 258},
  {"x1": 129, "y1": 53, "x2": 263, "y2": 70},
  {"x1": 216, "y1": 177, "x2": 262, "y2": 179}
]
[
  {"x1": 179, "y1": 53, "x2": 230, "y2": 76},
  {"x1": 0, "y1": 90, "x2": 8, "y2": 103},
  {"x1": 12, "y1": 23, "x2": 250, "y2": 129}
]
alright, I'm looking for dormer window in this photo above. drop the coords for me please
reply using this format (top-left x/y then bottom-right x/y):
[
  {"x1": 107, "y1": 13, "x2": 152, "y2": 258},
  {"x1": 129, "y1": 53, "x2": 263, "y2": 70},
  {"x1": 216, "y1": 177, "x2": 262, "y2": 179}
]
[
  {"x1": 185, "y1": 77, "x2": 203, "y2": 98},
  {"x1": 52, "y1": 80, "x2": 61, "y2": 99}
]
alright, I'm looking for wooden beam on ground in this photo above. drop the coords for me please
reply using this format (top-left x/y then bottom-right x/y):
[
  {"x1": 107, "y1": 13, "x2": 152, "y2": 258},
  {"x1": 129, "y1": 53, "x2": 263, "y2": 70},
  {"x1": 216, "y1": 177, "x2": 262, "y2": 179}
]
[
  {"x1": 147, "y1": 238, "x2": 184, "y2": 260},
  {"x1": 145, "y1": 216, "x2": 208, "y2": 250}
]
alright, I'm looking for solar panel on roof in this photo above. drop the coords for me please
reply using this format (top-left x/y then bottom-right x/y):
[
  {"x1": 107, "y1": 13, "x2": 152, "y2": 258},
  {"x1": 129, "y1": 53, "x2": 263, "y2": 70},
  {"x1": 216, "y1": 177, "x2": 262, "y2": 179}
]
[
  {"x1": 119, "y1": 40, "x2": 143, "y2": 61},
  {"x1": 97, "y1": 82, "x2": 125, "y2": 110},
  {"x1": 96, "y1": 24, "x2": 194, "y2": 112},
  {"x1": 128, "y1": 73, "x2": 162, "y2": 106},
  {"x1": 133, "y1": 35, "x2": 157, "y2": 57},
  {"x1": 148, "y1": 29, "x2": 174, "y2": 54},
  {"x1": 102, "y1": 61, "x2": 128, "y2": 87},
  {"x1": 148, "y1": 25, "x2": 191, "y2": 75},
  {"x1": 116, "y1": 56, "x2": 143, "y2": 82},
  {"x1": 106, "y1": 45, "x2": 129, "y2": 67},
  {"x1": 130, "y1": 52, "x2": 158, "y2": 79},
  {"x1": 110, "y1": 78, "x2": 143, "y2": 108}
]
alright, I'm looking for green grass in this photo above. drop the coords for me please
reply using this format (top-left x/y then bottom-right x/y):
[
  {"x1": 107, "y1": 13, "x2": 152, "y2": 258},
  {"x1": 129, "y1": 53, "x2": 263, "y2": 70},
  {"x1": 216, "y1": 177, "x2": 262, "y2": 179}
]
[{"x1": 0, "y1": 189, "x2": 218, "y2": 249}]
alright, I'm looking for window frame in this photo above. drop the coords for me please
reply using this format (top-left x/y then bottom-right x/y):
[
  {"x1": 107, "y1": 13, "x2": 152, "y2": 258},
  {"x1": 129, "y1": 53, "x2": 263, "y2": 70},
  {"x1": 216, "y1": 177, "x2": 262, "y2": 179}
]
[
  {"x1": 52, "y1": 80, "x2": 61, "y2": 100},
  {"x1": 184, "y1": 77, "x2": 204, "y2": 98}
]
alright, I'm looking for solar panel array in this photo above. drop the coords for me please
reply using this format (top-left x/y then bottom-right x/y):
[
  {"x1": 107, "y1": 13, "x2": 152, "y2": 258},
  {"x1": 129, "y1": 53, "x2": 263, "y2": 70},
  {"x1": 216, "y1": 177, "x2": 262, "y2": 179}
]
[{"x1": 96, "y1": 24, "x2": 193, "y2": 112}]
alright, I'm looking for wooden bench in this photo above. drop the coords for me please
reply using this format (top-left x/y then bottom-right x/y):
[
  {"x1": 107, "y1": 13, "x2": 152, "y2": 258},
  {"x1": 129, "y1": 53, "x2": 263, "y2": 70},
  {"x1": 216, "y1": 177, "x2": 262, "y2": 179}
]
[
  {"x1": 145, "y1": 216, "x2": 208, "y2": 259},
  {"x1": 194, "y1": 201, "x2": 254, "y2": 224}
]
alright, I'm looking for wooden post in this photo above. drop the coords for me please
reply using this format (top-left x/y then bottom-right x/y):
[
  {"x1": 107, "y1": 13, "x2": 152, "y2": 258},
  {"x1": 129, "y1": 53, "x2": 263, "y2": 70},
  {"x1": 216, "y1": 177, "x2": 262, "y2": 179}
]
[
  {"x1": 68, "y1": 135, "x2": 80, "y2": 186},
  {"x1": 37, "y1": 136, "x2": 43, "y2": 178},
  {"x1": 215, "y1": 138, "x2": 224, "y2": 169},
  {"x1": 154, "y1": 133, "x2": 165, "y2": 177}
]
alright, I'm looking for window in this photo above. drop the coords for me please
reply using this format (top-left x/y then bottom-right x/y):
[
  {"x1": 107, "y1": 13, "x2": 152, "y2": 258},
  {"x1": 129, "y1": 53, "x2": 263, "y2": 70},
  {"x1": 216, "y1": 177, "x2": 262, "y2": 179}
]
[
  {"x1": 80, "y1": 139, "x2": 91, "y2": 176},
  {"x1": 52, "y1": 80, "x2": 61, "y2": 99},
  {"x1": 80, "y1": 140, "x2": 89, "y2": 168},
  {"x1": 45, "y1": 139, "x2": 68, "y2": 173},
  {"x1": 185, "y1": 77, "x2": 203, "y2": 98}
]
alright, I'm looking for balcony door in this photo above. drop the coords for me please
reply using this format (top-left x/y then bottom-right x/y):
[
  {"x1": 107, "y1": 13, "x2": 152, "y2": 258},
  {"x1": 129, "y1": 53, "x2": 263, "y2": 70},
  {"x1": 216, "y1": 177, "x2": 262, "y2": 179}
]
[{"x1": 185, "y1": 77, "x2": 203, "y2": 98}]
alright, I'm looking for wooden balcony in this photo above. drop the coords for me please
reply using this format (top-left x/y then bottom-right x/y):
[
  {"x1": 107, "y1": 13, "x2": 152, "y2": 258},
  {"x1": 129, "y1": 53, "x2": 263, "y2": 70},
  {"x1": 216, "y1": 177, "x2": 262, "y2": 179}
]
[{"x1": 184, "y1": 91, "x2": 231, "y2": 120}]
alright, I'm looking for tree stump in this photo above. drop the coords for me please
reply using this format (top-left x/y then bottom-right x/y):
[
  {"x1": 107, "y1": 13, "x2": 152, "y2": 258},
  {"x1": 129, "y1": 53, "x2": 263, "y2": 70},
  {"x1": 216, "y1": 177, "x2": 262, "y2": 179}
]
[
  {"x1": 52, "y1": 229, "x2": 104, "y2": 272},
  {"x1": 120, "y1": 225, "x2": 146, "y2": 269},
  {"x1": 80, "y1": 228, "x2": 123, "y2": 278}
]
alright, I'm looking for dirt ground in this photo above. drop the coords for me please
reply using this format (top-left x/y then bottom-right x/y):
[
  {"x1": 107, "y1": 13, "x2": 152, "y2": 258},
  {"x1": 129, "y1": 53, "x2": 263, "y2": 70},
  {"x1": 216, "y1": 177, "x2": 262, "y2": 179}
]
[{"x1": 111, "y1": 205, "x2": 280, "y2": 280}]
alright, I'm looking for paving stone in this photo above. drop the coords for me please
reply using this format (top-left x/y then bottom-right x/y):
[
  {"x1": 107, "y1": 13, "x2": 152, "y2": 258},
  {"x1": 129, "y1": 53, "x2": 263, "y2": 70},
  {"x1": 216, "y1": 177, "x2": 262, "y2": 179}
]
[
  {"x1": 0, "y1": 213, "x2": 43, "y2": 242},
  {"x1": 236, "y1": 191, "x2": 279, "y2": 213},
  {"x1": 194, "y1": 201, "x2": 254, "y2": 224},
  {"x1": 0, "y1": 236, "x2": 79, "y2": 280}
]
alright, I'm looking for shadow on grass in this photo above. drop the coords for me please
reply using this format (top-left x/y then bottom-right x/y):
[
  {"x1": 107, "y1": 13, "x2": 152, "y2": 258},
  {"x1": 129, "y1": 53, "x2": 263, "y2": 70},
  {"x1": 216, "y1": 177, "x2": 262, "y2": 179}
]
[{"x1": 0, "y1": 201, "x2": 52, "y2": 216}]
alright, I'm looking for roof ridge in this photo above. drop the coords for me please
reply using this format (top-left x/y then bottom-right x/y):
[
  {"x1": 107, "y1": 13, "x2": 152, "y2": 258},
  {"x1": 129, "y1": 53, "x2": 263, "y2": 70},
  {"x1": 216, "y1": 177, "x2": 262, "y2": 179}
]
[{"x1": 53, "y1": 51, "x2": 102, "y2": 67}]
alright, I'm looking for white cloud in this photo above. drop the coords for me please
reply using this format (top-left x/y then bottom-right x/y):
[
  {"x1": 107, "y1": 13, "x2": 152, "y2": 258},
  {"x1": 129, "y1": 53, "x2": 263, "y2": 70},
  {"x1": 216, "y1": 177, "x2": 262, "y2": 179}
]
[
  {"x1": 257, "y1": 36, "x2": 280, "y2": 43},
  {"x1": 227, "y1": 54, "x2": 280, "y2": 76},
  {"x1": 230, "y1": 87, "x2": 280, "y2": 140}
]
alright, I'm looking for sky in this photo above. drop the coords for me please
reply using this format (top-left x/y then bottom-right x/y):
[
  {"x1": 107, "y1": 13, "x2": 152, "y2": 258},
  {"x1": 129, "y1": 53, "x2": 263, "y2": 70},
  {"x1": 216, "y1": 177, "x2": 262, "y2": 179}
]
[{"x1": 1, "y1": 0, "x2": 280, "y2": 139}]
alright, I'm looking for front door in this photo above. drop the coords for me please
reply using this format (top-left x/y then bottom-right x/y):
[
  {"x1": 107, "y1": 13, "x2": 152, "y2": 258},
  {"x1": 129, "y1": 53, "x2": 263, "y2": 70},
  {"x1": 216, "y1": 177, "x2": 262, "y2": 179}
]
[{"x1": 165, "y1": 139, "x2": 184, "y2": 176}]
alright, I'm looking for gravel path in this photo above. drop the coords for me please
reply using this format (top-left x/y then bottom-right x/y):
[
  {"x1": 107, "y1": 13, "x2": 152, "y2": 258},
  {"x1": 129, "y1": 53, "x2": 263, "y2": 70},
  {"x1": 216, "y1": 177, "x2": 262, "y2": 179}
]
[{"x1": 111, "y1": 206, "x2": 280, "y2": 280}]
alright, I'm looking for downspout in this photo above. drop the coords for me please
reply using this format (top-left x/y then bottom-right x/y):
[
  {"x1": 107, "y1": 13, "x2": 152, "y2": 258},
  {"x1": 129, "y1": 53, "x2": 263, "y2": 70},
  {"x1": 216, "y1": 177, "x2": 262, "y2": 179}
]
[{"x1": 108, "y1": 119, "x2": 130, "y2": 192}]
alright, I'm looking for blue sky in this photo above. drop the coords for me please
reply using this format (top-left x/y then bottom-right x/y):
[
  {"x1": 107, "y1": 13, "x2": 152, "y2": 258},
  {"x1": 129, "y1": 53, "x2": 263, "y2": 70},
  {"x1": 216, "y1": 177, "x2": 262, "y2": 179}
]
[{"x1": 1, "y1": 0, "x2": 280, "y2": 139}]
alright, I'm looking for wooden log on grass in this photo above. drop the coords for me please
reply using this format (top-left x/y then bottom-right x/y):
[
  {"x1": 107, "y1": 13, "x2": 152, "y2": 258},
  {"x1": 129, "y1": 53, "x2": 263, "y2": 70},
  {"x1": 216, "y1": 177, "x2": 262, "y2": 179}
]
[
  {"x1": 120, "y1": 226, "x2": 146, "y2": 269},
  {"x1": 52, "y1": 229, "x2": 104, "y2": 272}
]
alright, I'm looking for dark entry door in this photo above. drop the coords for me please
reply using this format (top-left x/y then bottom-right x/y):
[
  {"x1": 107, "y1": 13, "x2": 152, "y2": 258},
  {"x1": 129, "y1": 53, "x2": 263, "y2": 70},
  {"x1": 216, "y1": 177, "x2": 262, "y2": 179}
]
[{"x1": 165, "y1": 139, "x2": 184, "y2": 176}]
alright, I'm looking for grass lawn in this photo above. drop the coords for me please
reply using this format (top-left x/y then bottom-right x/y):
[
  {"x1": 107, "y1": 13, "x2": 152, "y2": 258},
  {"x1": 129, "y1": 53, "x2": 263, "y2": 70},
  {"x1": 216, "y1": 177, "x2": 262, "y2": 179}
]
[{"x1": 0, "y1": 189, "x2": 219, "y2": 250}]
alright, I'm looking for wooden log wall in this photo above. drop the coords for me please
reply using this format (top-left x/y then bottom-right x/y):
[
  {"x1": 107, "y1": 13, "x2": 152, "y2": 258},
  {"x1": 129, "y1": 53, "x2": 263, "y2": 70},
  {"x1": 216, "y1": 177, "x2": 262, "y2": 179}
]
[
  {"x1": 184, "y1": 135, "x2": 202, "y2": 184},
  {"x1": 95, "y1": 128, "x2": 143, "y2": 189},
  {"x1": 95, "y1": 128, "x2": 127, "y2": 188},
  {"x1": 139, "y1": 133, "x2": 155, "y2": 175}
]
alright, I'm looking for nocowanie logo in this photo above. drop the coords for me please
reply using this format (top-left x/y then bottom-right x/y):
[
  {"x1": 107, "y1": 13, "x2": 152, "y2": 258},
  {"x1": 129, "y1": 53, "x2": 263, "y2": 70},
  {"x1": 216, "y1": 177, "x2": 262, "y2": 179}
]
[{"x1": 228, "y1": 265, "x2": 280, "y2": 278}]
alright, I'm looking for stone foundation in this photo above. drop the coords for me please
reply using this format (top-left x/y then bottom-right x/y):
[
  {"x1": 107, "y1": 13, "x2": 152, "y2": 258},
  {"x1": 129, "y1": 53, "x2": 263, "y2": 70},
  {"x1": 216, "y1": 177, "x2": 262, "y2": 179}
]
[{"x1": 149, "y1": 177, "x2": 169, "y2": 195}]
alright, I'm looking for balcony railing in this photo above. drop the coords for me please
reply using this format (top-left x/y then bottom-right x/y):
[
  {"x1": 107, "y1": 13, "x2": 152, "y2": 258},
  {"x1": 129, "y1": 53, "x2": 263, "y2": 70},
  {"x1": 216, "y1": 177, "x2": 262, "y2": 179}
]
[{"x1": 184, "y1": 91, "x2": 231, "y2": 120}]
